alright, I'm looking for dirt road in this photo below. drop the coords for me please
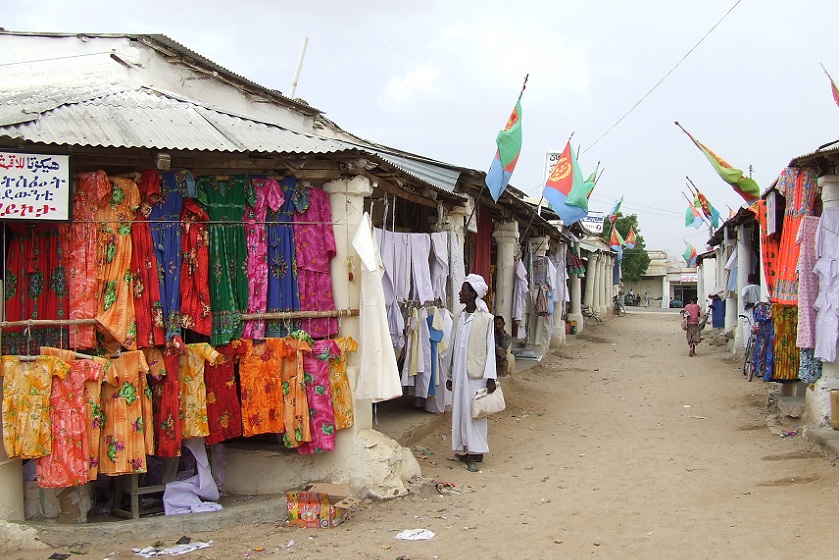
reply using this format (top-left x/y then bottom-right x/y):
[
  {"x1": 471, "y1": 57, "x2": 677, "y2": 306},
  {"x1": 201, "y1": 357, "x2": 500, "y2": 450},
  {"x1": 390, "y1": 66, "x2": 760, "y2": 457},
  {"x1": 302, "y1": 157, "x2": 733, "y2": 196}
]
[{"x1": 13, "y1": 312, "x2": 839, "y2": 559}]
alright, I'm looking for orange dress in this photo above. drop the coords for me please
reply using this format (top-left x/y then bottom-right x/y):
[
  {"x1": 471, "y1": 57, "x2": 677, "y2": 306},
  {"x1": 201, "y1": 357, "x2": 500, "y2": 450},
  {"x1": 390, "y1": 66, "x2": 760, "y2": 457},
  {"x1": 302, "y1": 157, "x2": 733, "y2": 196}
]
[
  {"x1": 179, "y1": 343, "x2": 222, "y2": 439},
  {"x1": 35, "y1": 354, "x2": 103, "y2": 488},
  {"x1": 99, "y1": 350, "x2": 154, "y2": 475},
  {"x1": 96, "y1": 176, "x2": 141, "y2": 352},
  {"x1": 239, "y1": 338, "x2": 290, "y2": 437},
  {"x1": 281, "y1": 336, "x2": 312, "y2": 448},
  {"x1": 329, "y1": 337, "x2": 358, "y2": 431},
  {"x1": 1, "y1": 355, "x2": 69, "y2": 459},
  {"x1": 64, "y1": 171, "x2": 111, "y2": 349}
]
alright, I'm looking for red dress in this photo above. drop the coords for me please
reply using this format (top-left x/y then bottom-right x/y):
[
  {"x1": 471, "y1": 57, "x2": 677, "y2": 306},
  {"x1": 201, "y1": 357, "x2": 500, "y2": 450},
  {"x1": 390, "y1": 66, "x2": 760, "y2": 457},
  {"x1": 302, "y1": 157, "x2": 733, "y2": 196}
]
[
  {"x1": 205, "y1": 341, "x2": 246, "y2": 445},
  {"x1": 144, "y1": 346, "x2": 184, "y2": 458},
  {"x1": 179, "y1": 199, "x2": 212, "y2": 335},
  {"x1": 131, "y1": 170, "x2": 166, "y2": 348}
]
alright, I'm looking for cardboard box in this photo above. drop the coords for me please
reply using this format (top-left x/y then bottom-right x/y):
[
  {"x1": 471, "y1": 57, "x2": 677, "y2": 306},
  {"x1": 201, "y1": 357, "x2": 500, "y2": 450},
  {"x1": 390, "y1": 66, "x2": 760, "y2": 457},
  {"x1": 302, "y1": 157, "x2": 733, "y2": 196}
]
[{"x1": 286, "y1": 483, "x2": 357, "y2": 529}]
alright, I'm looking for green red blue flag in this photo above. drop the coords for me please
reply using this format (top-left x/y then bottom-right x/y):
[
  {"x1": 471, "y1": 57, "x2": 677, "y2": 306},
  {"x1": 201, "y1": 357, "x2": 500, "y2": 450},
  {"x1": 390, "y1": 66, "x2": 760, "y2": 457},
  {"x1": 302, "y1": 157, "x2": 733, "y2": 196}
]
[
  {"x1": 607, "y1": 196, "x2": 623, "y2": 224},
  {"x1": 625, "y1": 227, "x2": 636, "y2": 249},
  {"x1": 685, "y1": 204, "x2": 703, "y2": 228},
  {"x1": 486, "y1": 97, "x2": 523, "y2": 201},
  {"x1": 542, "y1": 141, "x2": 593, "y2": 225},
  {"x1": 610, "y1": 225, "x2": 625, "y2": 258},
  {"x1": 683, "y1": 241, "x2": 698, "y2": 267}
]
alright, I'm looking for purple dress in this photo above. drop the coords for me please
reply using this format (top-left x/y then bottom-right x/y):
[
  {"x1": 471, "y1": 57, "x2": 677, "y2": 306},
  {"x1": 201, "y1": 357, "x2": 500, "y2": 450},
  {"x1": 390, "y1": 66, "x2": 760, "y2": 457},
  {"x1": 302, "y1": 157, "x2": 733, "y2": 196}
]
[{"x1": 265, "y1": 177, "x2": 301, "y2": 337}]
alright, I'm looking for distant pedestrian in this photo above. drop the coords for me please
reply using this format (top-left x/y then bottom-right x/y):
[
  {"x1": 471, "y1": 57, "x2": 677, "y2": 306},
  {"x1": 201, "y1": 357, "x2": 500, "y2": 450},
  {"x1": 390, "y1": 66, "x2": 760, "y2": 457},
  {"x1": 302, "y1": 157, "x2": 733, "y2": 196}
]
[
  {"x1": 494, "y1": 316, "x2": 512, "y2": 376},
  {"x1": 644, "y1": 292, "x2": 649, "y2": 307},
  {"x1": 682, "y1": 296, "x2": 702, "y2": 356}
]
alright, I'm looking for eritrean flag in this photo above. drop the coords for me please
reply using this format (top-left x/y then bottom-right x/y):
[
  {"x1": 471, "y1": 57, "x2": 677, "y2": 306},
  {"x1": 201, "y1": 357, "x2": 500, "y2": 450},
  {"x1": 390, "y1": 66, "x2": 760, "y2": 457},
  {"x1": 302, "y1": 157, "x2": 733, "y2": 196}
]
[
  {"x1": 486, "y1": 98, "x2": 523, "y2": 201},
  {"x1": 685, "y1": 204, "x2": 703, "y2": 228},
  {"x1": 694, "y1": 191, "x2": 721, "y2": 229},
  {"x1": 610, "y1": 225, "x2": 625, "y2": 259},
  {"x1": 607, "y1": 196, "x2": 623, "y2": 224},
  {"x1": 585, "y1": 171, "x2": 597, "y2": 200},
  {"x1": 625, "y1": 227, "x2": 637, "y2": 249},
  {"x1": 683, "y1": 241, "x2": 698, "y2": 267},
  {"x1": 542, "y1": 141, "x2": 592, "y2": 225},
  {"x1": 676, "y1": 122, "x2": 760, "y2": 203}
]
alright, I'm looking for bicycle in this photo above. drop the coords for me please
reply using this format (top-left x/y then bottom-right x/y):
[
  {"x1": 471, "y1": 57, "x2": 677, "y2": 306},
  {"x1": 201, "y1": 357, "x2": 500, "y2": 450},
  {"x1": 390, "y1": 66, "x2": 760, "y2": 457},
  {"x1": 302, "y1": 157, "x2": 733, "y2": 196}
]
[
  {"x1": 582, "y1": 305, "x2": 604, "y2": 323},
  {"x1": 612, "y1": 296, "x2": 626, "y2": 317},
  {"x1": 738, "y1": 313, "x2": 758, "y2": 382}
]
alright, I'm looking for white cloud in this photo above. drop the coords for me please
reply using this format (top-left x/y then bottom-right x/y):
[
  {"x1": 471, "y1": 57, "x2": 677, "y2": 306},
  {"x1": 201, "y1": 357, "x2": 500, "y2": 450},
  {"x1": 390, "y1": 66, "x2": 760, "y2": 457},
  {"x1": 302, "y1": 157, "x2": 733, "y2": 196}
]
[{"x1": 379, "y1": 65, "x2": 441, "y2": 108}]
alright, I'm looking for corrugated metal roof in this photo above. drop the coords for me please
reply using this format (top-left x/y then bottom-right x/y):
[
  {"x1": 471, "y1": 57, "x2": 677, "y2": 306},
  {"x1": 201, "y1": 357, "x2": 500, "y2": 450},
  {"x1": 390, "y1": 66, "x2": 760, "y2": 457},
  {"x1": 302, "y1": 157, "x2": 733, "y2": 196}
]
[
  {"x1": 0, "y1": 86, "x2": 466, "y2": 198},
  {"x1": 790, "y1": 138, "x2": 839, "y2": 165}
]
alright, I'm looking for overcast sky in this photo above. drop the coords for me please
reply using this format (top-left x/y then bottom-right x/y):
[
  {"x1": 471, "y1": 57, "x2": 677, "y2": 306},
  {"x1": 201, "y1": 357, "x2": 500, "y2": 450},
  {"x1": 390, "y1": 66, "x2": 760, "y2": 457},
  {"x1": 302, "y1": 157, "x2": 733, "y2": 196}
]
[{"x1": 4, "y1": 1, "x2": 839, "y2": 259}]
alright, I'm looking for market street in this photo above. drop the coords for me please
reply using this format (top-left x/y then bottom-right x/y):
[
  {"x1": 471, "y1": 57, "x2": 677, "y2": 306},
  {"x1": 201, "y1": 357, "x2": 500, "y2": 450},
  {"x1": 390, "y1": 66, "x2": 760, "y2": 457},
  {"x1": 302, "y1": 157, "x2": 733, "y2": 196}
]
[{"x1": 11, "y1": 312, "x2": 839, "y2": 559}]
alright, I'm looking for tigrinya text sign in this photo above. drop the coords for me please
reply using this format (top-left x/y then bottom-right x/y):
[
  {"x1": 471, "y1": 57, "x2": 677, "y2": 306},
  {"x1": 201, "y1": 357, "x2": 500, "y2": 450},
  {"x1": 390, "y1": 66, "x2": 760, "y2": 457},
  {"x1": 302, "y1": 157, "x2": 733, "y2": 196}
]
[{"x1": 0, "y1": 151, "x2": 71, "y2": 221}]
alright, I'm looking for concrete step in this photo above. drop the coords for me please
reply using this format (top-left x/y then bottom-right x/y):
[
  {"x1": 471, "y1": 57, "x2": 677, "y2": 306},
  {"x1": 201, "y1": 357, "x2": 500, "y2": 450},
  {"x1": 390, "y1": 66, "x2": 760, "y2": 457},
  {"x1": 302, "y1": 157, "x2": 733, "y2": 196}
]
[{"x1": 777, "y1": 396, "x2": 805, "y2": 419}]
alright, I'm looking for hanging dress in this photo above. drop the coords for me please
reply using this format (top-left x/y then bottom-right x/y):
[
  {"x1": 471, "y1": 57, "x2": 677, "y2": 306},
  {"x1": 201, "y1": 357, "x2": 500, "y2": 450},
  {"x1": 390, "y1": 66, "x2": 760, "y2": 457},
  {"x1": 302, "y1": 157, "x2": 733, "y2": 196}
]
[
  {"x1": 281, "y1": 333, "x2": 312, "y2": 448},
  {"x1": 197, "y1": 175, "x2": 251, "y2": 346},
  {"x1": 98, "y1": 350, "x2": 154, "y2": 475},
  {"x1": 150, "y1": 170, "x2": 189, "y2": 341},
  {"x1": 179, "y1": 342, "x2": 222, "y2": 439},
  {"x1": 179, "y1": 199, "x2": 212, "y2": 335},
  {"x1": 35, "y1": 355, "x2": 102, "y2": 488},
  {"x1": 292, "y1": 185, "x2": 338, "y2": 339},
  {"x1": 131, "y1": 170, "x2": 166, "y2": 348},
  {"x1": 239, "y1": 338, "x2": 291, "y2": 437},
  {"x1": 3, "y1": 223, "x2": 69, "y2": 355},
  {"x1": 297, "y1": 339, "x2": 339, "y2": 454},
  {"x1": 265, "y1": 177, "x2": 300, "y2": 337},
  {"x1": 243, "y1": 177, "x2": 285, "y2": 339},
  {"x1": 95, "y1": 176, "x2": 140, "y2": 351},
  {"x1": 329, "y1": 337, "x2": 358, "y2": 430},
  {"x1": 205, "y1": 341, "x2": 246, "y2": 445},
  {"x1": 64, "y1": 171, "x2": 110, "y2": 349},
  {"x1": 1, "y1": 355, "x2": 69, "y2": 459},
  {"x1": 143, "y1": 346, "x2": 183, "y2": 458}
]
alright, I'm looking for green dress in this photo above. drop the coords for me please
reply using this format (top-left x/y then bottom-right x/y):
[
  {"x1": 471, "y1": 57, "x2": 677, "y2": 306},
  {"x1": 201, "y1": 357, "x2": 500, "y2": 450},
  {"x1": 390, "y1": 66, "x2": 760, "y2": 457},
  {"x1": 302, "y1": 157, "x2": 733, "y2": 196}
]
[{"x1": 197, "y1": 175, "x2": 252, "y2": 346}]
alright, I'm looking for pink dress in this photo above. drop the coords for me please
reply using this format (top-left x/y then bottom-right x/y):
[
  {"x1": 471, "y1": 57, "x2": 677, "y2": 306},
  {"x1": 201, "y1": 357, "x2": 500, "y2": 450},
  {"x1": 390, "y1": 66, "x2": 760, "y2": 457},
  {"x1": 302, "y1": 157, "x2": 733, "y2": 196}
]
[
  {"x1": 243, "y1": 178, "x2": 285, "y2": 338},
  {"x1": 36, "y1": 358, "x2": 103, "y2": 488},
  {"x1": 297, "y1": 339, "x2": 339, "y2": 454},
  {"x1": 293, "y1": 186, "x2": 338, "y2": 338},
  {"x1": 796, "y1": 216, "x2": 820, "y2": 349}
]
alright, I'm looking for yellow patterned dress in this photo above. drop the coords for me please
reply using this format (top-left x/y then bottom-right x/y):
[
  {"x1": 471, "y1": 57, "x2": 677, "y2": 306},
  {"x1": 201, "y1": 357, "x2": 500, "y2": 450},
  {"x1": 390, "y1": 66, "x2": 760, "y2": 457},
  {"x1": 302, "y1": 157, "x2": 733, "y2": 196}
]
[
  {"x1": 329, "y1": 337, "x2": 358, "y2": 430},
  {"x1": 179, "y1": 343, "x2": 223, "y2": 439}
]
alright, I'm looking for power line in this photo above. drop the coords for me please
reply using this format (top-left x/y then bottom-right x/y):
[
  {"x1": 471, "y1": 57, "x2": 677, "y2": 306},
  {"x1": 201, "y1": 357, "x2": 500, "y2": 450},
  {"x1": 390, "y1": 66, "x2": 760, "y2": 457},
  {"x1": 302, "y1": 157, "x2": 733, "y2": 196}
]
[
  {"x1": 0, "y1": 50, "x2": 113, "y2": 67},
  {"x1": 581, "y1": 0, "x2": 744, "y2": 154}
]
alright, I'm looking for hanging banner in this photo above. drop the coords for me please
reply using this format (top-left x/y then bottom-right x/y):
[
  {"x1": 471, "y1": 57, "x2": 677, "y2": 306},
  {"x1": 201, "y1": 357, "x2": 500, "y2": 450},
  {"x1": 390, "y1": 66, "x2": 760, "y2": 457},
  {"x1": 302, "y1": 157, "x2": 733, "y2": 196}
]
[
  {"x1": 0, "y1": 151, "x2": 72, "y2": 221},
  {"x1": 579, "y1": 213, "x2": 605, "y2": 234}
]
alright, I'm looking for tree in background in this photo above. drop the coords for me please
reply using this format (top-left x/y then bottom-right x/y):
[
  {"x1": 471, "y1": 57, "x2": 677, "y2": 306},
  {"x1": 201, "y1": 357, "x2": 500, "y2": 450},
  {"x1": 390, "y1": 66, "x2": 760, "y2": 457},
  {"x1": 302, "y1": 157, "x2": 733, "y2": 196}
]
[{"x1": 600, "y1": 213, "x2": 651, "y2": 282}]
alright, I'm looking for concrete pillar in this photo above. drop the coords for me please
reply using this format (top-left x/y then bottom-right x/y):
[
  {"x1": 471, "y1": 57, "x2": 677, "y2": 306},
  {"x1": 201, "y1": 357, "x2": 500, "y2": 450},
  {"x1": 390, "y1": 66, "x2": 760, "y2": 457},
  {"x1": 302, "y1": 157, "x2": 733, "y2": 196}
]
[
  {"x1": 598, "y1": 255, "x2": 609, "y2": 316},
  {"x1": 324, "y1": 176, "x2": 374, "y2": 433},
  {"x1": 584, "y1": 252, "x2": 598, "y2": 309},
  {"x1": 592, "y1": 252, "x2": 603, "y2": 314},
  {"x1": 440, "y1": 205, "x2": 469, "y2": 314},
  {"x1": 661, "y1": 276, "x2": 670, "y2": 309},
  {"x1": 735, "y1": 224, "x2": 753, "y2": 349},
  {"x1": 491, "y1": 220, "x2": 519, "y2": 329},
  {"x1": 808, "y1": 175, "x2": 839, "y2": 425},
  {"x1": 723, "y1": 238, "x2": 737, "y2": 335},
  {"x1": 568, "y1": 243, "x2": 583, "y2": 333}
]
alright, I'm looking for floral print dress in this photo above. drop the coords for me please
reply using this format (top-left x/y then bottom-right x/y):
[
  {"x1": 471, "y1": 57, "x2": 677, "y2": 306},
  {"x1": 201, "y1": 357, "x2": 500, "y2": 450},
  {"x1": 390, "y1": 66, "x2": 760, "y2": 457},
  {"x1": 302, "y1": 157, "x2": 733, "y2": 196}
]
[
  {"x1": 179, "y1": 198, "x2": 212, "y2": 335},
  {"x1": 281, "y1": 334, "x2": 312, "y2": 448},
  {"x1": 98, "y1": 350, "x2": 154, "y2": 475},
  {"x1": 239, "y1": 338, "x2": 291, "y2": 437},
  {"x1": 205, "y1": 341, "x2": 246, "y2": 445},
  {"x1": 96, "y1": 177, "x2": 141, "y2": 351},
  {"x1": 265, "y1": 177, "x2": 300, "y2": 337},
  {"x1": 144, "y1": 346, "x2": 183, "y2": 457},
  {"x1": 179, "y1": 343, "x2": 223, "y2": 439},
  {"x1": 131, "y1": 170, "x2": 166, "y2": 348},
  {"x1": 1, "y1": 355, "x2": 69, "y2": 459},
  {"x1": 329, "y1": 337, "x2": 358, "y2": 430},
  {"x1": 297, "y1": 339, "x2": 340, "y2": 454}
]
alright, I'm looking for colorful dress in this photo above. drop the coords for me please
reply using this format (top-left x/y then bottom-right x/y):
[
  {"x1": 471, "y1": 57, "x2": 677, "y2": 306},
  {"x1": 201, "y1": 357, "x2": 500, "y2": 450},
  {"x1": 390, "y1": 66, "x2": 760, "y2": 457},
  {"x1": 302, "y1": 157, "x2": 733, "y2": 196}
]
[
  {"x1": 96, "y1": 176, "x2": 140, "y2": 351},
  {"x1": 243, "y1": 177, "x2": 284, "y2": 339},
  {"x1": 1, "y1": 355, "x2": 69, "y2": 459},
  {"x1": 329, "y1": 337, "x2": 358, "y2": 430},
  {"x1": 239, "y1": 338, "x2": 290, "y2": 437},
  {"x1": 179, "y1": 342, "x2": 222, "y2": 439},
  {"x1": 281, "y1": 334, "x2": 312, "y2": 448},
  {"x1": 144, "y1": 346, "x2": 183, "y2": 457},
  {"x1": 205, "y1": 341, "x2": 246, "y2": 445},
  {"x1": 36, "y1": 356, "x2": 103, "y2": 488},
  {"x1": 3, "y1": 223, "x2": 69, "y2": 355},
  {"x1": 99, "y1": 350, "x2": 154, "y2": 475},
  {"x1": 292, "y1": 185, "x2": 338, "y2": 339},
  {"x1": 179, "y1": 199, "x2": 212, "y2": 335},
  {"x1": 151, "y1": 170, "x2": 189, "y2": 340},
  {"x1": 298, "y1": 339, "x2": 339, "y2": 454},
  {"x1": 131, "y1": 170, "x2": 166, "y2": 348},
  {"x1": 64, "y1": 171, "x2": 110, "y2": 349},
  {"x1": 198, "y1": 175, "x2": 251, "y2": 346},
  {"x1": 265, "y1": 177, "x2": 300, "y2": 337}
]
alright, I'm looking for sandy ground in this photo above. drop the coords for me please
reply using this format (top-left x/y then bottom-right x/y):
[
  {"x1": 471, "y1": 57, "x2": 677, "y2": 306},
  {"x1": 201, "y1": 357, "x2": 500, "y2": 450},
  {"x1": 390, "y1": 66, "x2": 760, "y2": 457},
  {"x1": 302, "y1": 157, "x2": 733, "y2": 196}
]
[{"x1": 11, "y1": 311, "x2": 839, "y2": 559}]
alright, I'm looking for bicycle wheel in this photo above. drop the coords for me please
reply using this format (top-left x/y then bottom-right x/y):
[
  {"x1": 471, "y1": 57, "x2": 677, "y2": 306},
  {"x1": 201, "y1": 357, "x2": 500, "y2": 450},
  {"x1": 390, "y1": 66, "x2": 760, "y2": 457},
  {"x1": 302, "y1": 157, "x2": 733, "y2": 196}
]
[
  {"x1": 617, "y1": 303, "x2": 626, "y2": 317},
  {"x1": 743, "y1": 336, "x2": 755, "y2": 381}
]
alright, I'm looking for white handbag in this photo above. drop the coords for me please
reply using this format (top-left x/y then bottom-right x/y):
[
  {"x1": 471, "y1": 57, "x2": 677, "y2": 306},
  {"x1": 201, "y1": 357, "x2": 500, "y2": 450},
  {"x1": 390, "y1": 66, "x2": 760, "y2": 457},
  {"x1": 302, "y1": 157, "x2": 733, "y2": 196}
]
[{"x1": 471, "y1": 383, "x2": 506, "y2": 419}]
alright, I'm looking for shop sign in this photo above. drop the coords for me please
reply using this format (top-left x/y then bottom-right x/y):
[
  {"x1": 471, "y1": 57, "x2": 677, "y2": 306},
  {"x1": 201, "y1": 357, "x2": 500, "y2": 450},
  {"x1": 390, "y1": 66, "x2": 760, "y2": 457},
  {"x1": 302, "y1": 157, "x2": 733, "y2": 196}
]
[
  {"x1": 0, "y1": 151, "x2": 71, "y2": 221},
  {"x1": 681, "y1": 272, "x2": 698, "y2": 283},
  {"x1": 579, "y1": 213, "x2": 605, "y2": 234}
]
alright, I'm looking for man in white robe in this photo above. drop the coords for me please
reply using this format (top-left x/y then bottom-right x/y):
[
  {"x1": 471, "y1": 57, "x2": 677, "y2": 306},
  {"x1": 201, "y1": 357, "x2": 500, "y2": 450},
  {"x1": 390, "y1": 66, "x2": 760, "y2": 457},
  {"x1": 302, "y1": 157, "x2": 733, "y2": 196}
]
[{"x1": 446, "y1": 274, "x2": 497, "y2": 472}]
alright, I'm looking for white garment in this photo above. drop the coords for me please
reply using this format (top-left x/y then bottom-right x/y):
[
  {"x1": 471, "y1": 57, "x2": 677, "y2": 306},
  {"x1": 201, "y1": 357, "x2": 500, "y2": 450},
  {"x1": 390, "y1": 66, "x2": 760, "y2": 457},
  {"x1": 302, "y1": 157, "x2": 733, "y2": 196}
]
[
  {"x1": 740, "y1": 283, "x2": 761, "y2": 324},
  {"x1": 375, "y1": 228, "x2": 396, "y2": 303},
  {"x1": 392, "y1": 232, "x2": 411, "y2": 301},
  {"x1": 430, "y1": 232, "x2": 449, "y2": 302},
  {"x1": 163, "y1": 438, "x2": 222, "y2": 515},
  {"x1": 426, "y1": 309, "x2": 454, "y2": 414},
  {"x1": 410, "y1": 233, "x2": 434, "y2": 303},
  {"x1": 512, "y1": 260, "x2": 529, "y2": 339},
  {"x1": 352, "y1": 213, "x2": 403, "y2": 402},
  {"x1": 814, "y1": 207, "x2": 839, "y2": 362},
  {"x1": 449, "y1": 230, "x2": 465, "y2": 314},
  {"x1": 724, "y1": 249, "x2": 738, "y2": 296},
  {"x1": 448, "y1": 310, "x2": 497, "y2": 455},
  {"x1": 415, "y1": 308, "x2": 432, "y2": 398}
]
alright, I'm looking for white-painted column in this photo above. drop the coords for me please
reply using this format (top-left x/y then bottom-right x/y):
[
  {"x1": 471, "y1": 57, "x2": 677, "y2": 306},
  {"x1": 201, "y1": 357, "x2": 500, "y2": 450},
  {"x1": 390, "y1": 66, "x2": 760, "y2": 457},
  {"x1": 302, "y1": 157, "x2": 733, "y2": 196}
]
[
  {"x1": 593, "y1": 252, "x2": 603, "y2": 314},
  {"x1": 441, "y1": 205, "x2": 469, "y2": 315},
  {"x1": 661, "y1": 276, "x2": 670, "y2": 308},
  {"x1": 491, "y1": 220, "x2": 519, "y2": 329},
  {"x1": 735, "y1": 224, "x2": 754, "y2": 349},
  {"x1": 323, "y1": 176, "x2": 373, "y2": 433},
  {"x1": 568, "y1": 243, "x2": 583, "y2": 333},
  {"x1": 584, "y1": 252, "x2": 598, "y2": 309},
  {"x1": 723, "y1": 238, "x2": 737, "y2": 336},
  {"x1": 809, "y1": 176, "x2": 839, "y2": 425}
]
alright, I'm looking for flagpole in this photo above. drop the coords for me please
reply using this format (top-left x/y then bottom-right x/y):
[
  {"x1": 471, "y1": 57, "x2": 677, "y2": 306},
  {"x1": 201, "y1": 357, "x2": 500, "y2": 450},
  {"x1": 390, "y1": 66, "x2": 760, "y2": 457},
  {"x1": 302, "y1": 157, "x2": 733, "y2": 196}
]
[
  {"x1": 521, "y1": 130, "x2": 574, "y2": 243},
  {"x1": 682, "y1": 190, "x2": 711, "y2": 231},
  {"x1": 464, "y1": 73, "x2": 530, "y2": 235}
]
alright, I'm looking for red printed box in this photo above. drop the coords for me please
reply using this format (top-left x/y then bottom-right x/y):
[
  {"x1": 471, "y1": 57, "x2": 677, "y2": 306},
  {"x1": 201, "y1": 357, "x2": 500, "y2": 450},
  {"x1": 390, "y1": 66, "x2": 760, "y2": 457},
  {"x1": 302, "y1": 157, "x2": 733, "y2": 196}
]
[{"x1": 286, "y1": 483, "x2": 357, "y2": 529}]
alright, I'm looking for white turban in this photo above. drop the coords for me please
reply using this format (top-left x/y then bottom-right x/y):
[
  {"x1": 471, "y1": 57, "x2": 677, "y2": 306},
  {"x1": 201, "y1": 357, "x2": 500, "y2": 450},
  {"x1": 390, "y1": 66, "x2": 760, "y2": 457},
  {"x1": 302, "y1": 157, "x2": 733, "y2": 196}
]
[{"x1": 464, "y1": 274, "x2": 490, "y2": 312}]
